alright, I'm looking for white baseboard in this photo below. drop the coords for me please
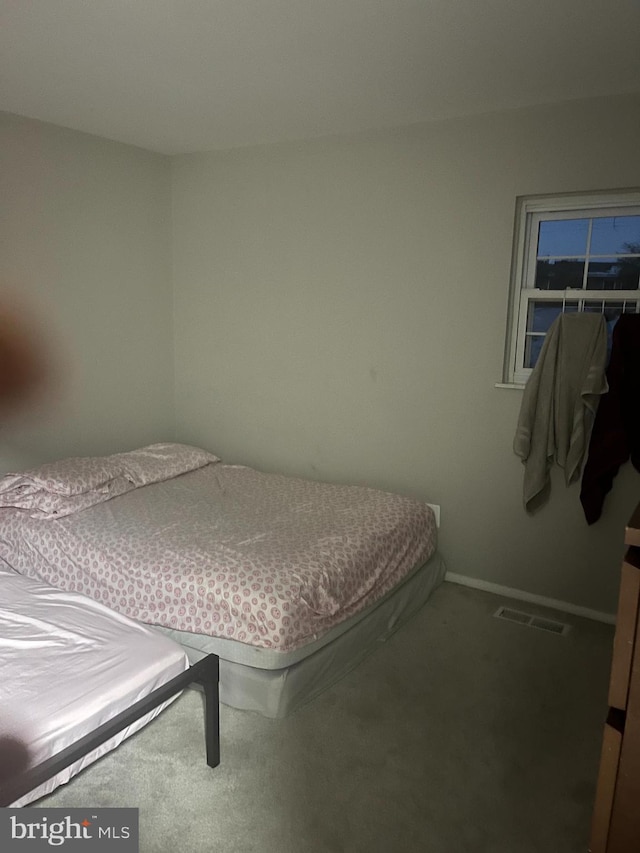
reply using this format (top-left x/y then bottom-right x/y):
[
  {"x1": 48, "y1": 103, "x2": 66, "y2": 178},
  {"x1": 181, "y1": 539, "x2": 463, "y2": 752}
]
[{"x1": 444, "y1": 571, "x2": 616, "y2": 626}]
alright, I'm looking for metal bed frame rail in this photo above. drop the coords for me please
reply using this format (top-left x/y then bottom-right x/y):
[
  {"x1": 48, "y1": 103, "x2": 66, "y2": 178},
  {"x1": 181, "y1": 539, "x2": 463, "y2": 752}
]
[{"x1": 0, "y1": 653, "x2": 220, "y2": 808}]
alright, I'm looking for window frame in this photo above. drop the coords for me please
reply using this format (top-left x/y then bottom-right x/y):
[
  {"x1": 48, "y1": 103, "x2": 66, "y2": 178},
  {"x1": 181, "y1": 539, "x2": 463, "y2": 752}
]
[{"x1": 504, "y1": 190, "x2": 640, "y2": 386}]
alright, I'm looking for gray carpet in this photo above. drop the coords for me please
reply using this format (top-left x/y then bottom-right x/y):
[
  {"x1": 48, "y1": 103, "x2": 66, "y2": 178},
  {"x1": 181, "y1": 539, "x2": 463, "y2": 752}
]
[{"x1": 39, "y1": 582, "x2": 613, "y2": 853}]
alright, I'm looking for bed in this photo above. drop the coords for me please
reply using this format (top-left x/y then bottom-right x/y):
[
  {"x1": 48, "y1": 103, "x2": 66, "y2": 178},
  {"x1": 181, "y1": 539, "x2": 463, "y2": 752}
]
[
  {"x1": 0, "y1": 567, "x2": 220, "y2": 807},
  {"x1": 0, "y1": 443, "x2": 443, "y2": 717}
]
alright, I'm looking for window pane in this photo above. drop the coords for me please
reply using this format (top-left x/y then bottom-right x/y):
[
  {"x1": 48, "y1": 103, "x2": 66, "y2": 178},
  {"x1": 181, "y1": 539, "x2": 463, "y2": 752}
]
[
  {"x1": 535, "y1": 259, "x2": 584, "y2": 290},
  {"x1": 537, "y1": 218, "x2": 589, "y2": 257},
  {"x1": 527, "y1": 300, "x2": 579, "y2": 333},
  {"x1": 524, "y1": 300, "x2": 579, "y2": 367},
  {"x1": 583, "y1": 301, "x2": 638, "y2": 359},
  {"x1": 511, "y1": 195, "x2": 640, "y2": 384},
  {"x1": 583, "y1": 300, "x2": 626, "y2": 321},
  {"x1": 524, "y1": 334, "x2": 544, "y2": 369},
  {"x1": 590, "y1": 216, "x2": 640, "y2": 255},
  {"x1": 583, "y1": 299, "x2": 638, "y2": 319},
  {"x1": 586, "y1": 258, "x2": 640, "y2": 290}
]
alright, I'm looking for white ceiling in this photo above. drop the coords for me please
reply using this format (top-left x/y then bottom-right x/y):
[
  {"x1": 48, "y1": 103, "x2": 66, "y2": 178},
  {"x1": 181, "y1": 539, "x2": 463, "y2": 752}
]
[{"x1": 1, "y1": 0, "x2": 639, "y2": 155}]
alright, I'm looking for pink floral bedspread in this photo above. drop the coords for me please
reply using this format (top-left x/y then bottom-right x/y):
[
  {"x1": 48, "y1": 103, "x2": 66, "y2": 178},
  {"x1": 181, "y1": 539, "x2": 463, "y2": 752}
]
[{"x1": 0, "y1": 445, "x2": 437, "y2": 652}]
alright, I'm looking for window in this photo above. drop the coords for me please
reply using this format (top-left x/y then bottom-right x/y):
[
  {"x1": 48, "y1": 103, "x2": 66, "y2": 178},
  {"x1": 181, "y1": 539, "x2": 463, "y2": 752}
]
[{"x1": 504, "y1": 191, "x2": 640, "y2": 385}]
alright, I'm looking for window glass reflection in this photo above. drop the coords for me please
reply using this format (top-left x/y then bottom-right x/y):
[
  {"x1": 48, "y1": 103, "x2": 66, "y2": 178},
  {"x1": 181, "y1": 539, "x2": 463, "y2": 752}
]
[
  {"x1": 535, "y1": 259, "x2": 584, "y2": 290},
  {"x1": 586, "y1": 259, "x2": 640, "y2": 290},
  {"x1": 537, "y1": 219, "x2": 589, "y2": 257},
  {"x1": 590, "y1": 216, "x2": 640, "y2": 255}
]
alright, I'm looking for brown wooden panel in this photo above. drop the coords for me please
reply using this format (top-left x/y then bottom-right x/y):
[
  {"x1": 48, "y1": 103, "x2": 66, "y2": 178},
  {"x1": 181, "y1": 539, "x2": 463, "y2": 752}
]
[
  {"x1": 607, "y1": 591, "x2": 640, "y2": 853},
  {"x1": 589, "y1": 721, "x2": 622, "y2": 853},
  {"x1": 609, "y1": 561, "x2": 640, "y2": 712}
]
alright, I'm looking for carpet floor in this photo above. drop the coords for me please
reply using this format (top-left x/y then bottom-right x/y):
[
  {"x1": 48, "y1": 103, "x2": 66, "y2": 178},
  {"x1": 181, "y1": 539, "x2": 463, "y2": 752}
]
[{"x1": 38, "y1": 581, "x2": 614, "y2": 853}]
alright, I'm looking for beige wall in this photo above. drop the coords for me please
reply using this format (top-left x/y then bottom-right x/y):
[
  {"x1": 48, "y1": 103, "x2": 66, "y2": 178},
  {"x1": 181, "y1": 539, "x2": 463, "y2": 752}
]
[
  {"x1": 0, "y1": 112, "x2": 174, "y2": 461},
  {"x1": 1, "y1": 101, "x2": 635, "y2": 614},
  {"x1": 172, "y1": 93, "x2": 640, "y2": 614}
]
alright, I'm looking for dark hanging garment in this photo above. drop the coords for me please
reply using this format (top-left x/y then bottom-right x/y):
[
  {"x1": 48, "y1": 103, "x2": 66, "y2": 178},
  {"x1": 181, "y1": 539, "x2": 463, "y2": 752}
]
[{"x1": 580, "y1": 314, "x2": 640, "y2": 524}]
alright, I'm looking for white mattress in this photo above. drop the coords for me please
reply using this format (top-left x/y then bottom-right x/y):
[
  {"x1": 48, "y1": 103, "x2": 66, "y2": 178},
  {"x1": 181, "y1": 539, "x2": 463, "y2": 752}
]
[
  {"x1": 155, "y1": 551, "x2": 445, "y2": 717},
  {"x1": 156, "y1": 551, "x2": 443, "y2": 670},
  {"x1": 0, "y1": 567, "x2": 189, "y2": 806}
]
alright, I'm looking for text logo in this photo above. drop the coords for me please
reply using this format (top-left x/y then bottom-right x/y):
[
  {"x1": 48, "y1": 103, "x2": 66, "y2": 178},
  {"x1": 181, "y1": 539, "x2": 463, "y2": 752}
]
[{"x1": 0, "y1": 809, "x2": 138, "y2": 851}]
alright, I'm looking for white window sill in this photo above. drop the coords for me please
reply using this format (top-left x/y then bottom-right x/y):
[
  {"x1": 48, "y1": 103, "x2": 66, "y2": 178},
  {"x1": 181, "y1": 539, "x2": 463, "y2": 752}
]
[{"x1": 495, "y1": 382, "x2": 526, "y2": 390}]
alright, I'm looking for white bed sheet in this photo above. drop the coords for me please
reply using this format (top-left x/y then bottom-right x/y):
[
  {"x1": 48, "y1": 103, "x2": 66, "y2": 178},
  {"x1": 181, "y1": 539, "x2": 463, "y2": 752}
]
[{"x1": 0, "y1": 567, "x2": 189, "y2": 806}]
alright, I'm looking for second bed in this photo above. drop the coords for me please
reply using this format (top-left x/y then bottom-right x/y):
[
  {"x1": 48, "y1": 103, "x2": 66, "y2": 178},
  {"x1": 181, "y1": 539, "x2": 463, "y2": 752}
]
[{"x1": 0, "y1": 566, "x2": 219, "y2": 807}]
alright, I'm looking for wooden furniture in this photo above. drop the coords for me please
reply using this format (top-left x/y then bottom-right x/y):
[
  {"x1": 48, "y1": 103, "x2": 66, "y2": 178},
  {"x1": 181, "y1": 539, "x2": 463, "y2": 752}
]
[{"x1": 589, "y1": 502, "x2": 640, "y2": 852}]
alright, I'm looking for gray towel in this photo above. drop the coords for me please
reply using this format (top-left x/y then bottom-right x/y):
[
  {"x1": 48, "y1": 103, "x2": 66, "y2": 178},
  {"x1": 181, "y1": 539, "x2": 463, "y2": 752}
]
[{"x1": 514, "y1": 312, "x2": 608, "y2": 512}]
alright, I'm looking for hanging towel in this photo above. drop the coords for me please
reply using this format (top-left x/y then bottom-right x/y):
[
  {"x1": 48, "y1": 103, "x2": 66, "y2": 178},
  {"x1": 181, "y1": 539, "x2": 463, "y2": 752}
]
[
  {"x1": 514, "y1": 312, "x2": 608, "y2": 512},
  {"x1": 580, "y1": 313, "x2": 640, "y2": 524}
]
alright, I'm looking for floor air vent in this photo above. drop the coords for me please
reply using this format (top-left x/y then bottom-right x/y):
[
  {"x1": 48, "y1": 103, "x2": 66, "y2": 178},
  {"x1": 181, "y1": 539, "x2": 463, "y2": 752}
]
[{"x1": 494, "y1": 606, "x2": 570, "y2": 635}]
